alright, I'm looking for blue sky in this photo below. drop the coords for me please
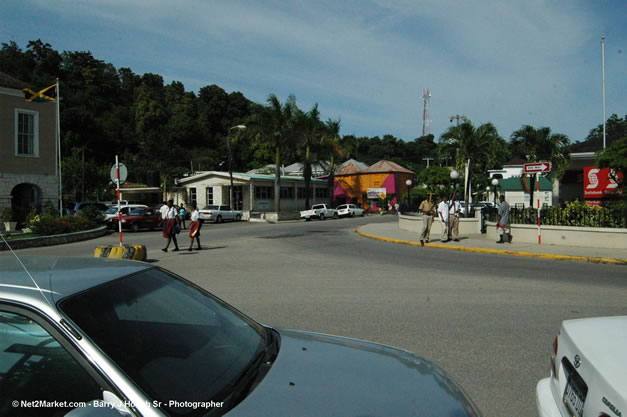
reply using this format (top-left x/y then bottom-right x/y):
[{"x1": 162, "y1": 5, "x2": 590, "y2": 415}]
[{"x1": 3, "y1": 0, "x2": 626, "y2": 143}]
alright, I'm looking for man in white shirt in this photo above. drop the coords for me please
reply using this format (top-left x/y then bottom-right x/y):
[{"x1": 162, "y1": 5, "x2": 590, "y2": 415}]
[
  {"x1": 437, "y1": 195, "x2": 450, "y2": 242},
  {"x1": 449, "y1": 198, "x2": 461, "y2": 241}
]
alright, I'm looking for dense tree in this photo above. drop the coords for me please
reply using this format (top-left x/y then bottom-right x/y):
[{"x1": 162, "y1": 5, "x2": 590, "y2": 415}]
[
  {"x1": 596, "y1": 135, "x2": 627, "y2": 194},
  {"x1": 245, "y1": 94, "x2": 299, "y2": 212},
  {"x1": 440, "y1": 120, "x2": 503, "y2": 212},
  {"x1": 4, "y1": 39, "x2": 616, "y2": 211},
  {"x1": 510, "y1": 125, "x2": 570, "y2": 179}
]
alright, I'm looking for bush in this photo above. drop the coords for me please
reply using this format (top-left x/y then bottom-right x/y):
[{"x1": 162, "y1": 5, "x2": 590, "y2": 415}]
[
  {"x1": 2, "y1": 207, "x2": 15, "y2": 222},
  {"x1": 81, "y1": 205, "x2": 105, "y2": 223},
  {"x1": 31, "y1": 215, "x2": 98, "y2": 236}
]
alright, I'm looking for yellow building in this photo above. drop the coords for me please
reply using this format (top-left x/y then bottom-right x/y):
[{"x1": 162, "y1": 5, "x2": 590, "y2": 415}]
[{"x1": 333, "y1": 160, "x2": 414, "y2": 211}]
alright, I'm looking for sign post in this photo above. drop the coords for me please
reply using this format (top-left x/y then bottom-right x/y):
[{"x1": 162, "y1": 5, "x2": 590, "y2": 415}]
[
  {"x1": 524, "y1": 162, "x2": 551, "y2": 245},
  {"x1": 110, "y1": 158, "x2": 127, "y2": 247}
]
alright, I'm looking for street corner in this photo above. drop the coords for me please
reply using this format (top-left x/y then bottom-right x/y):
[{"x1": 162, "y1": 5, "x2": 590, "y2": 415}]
[{"x1": 355, "y1": 227, "x2": 627, "y2": 265}]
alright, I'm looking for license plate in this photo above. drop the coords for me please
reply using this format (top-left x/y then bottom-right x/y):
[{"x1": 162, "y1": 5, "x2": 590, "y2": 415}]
[{"x1": 563, "y1": 377, "x2": 586, "y2": 417}]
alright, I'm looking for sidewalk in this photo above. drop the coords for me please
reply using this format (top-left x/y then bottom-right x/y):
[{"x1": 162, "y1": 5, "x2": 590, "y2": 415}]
[{"x1": 357, "y1": 223, "x2": 627, "y2": 265}]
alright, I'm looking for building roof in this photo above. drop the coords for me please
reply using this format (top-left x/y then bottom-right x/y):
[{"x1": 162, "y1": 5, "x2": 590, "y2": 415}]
[
  {"x1": 335, "y1": 159, "x2": 367, "y2": 175},
  {"x1": 177, "y1": 171, "x2": 326, "y2": 185},
  {"x1": 493, "y1": 176, "x2": 552, "y2": 192},
  {"x1": 0, "y1": 72, "x2": 29, "y2": 90},
  {"x1": 362, "y1": 160, "x2": 414, "y2": 174}
]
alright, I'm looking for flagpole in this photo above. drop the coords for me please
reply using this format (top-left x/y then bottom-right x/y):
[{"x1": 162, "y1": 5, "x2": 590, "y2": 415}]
[{"x1": 56, "y1": 78, "x2": 62, "y2": 217}]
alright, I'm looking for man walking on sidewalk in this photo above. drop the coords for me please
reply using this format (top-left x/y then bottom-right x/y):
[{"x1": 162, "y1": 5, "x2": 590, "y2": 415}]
[
  {"x1": 496, "y1": 195, "x2": 512, "y2": 243},
  {"x1": 437, "y1": 195, "x2": 450, "y2": 242},
  {"x1": 449, "y1": 195, "x2": 461, "y2": 242},
  {"x1": 418, "y1": 193, "x2": 436, "y2": 246}
]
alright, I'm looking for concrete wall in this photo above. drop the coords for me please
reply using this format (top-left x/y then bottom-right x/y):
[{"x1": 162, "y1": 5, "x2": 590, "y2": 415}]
[
  {"x1": 399, "y1": 213, "x2": 627, "y2": 249},
  {"x1": 484, "y1": 222, "x2": 627, "y2": 249}
]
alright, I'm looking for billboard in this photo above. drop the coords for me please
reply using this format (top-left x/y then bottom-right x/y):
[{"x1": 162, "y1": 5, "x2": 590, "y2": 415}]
[
  {"x1": 367, "y1": 188, "x2": 387, "y2": 199},
  {"x1": 583, "y1": 167, "x2": 622, "y2": 199}
]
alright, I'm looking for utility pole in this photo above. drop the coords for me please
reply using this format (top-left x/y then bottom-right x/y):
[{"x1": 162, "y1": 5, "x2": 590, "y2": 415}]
[
  {"x1": 422, "y1": 157, "x2": 434, "y2": 168},
  {"x1": 422, "y1": 89, "x2": 431, "y2": 136},
  {"x1": 601, "y1": 36, "x2": 606, "y2": 150},
  {"x1": 449, "y1": 115, "x2": 467, "y2": 126}
]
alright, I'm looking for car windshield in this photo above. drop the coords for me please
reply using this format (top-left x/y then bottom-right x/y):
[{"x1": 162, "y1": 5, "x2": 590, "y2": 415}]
[
  {"x1": 128, "y1": 208, "x2": 144, "y2": 215},
  {"x1": 105, "y1": 207, "x2": 118, "y2": 214},
  {"x1": 203, "y1": 205, "x2": 219, "y2": 210},
  {"x1": 59, "y1": 268, "x2": 266, "y2": 417}
]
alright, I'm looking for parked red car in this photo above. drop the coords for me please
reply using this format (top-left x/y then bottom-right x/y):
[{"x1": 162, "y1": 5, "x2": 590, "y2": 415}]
[{"x1": 112, "y1": 206, "x2": 161, "y2": 232}]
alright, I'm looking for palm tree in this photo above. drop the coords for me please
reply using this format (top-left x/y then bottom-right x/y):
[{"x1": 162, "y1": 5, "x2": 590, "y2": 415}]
[
  {"x1": 321, "y1": 119, "x2": 343, "y2": 207},
  {"x1": 293, "y1": 103, "x2": 342, "y2": 208},
  {"x1": 510, "y1": 125, "x2": 570, "y2": 207},
  {"x1": 440, "y1": 120, "x2": 502, "y2": 214},
  {"x1": 294, "y1": 103, "x2": 322, "y2": 208},
  {"x1": 246, "y1": 94, "x2": 299, "y2": 213},
  {"x1": 510, "y1": 125, "x2": 570, "y2": 179}
]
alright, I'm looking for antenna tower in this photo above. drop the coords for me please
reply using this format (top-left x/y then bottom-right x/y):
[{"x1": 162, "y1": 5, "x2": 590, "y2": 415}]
[{"x1": 422, "y1": 89, "x2": 431, "y2": 136}]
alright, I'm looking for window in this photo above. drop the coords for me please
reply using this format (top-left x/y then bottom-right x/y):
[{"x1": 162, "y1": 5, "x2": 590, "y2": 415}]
[
  {"x1": 15, "y1": 109, "x2": 39, "y2": 157},
  {"x1": 205, "y1": 187, "x2": 214, "y2": 205},
  {"x1": 315, "y1": 188, "x2": 329, "y2": 198},
  {"x1": 189, "y1": 188, "x2": 197, "y2": 206},
  {"x1": 280, "y1": 187, "x2": 294, "y2": 199},
  {"x1": 255, "y1": 186, "x2": 273, "y2": 199},
  {"x1": 297, "y1": 187, "x2": 306, "y2": 199},
  {"x1": 0, "y1": 311, "x2": 103, "y2": 416}
]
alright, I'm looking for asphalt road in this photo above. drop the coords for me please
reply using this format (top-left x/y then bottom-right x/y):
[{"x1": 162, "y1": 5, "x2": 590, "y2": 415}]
[{"x1": 6, "y1": 215, "x2": 627, "y2": 417}]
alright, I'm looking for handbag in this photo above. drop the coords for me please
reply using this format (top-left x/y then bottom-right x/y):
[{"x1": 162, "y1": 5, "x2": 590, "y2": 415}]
[{"x1": 175, "y1": 224, "x2": 181, "y2": 234}]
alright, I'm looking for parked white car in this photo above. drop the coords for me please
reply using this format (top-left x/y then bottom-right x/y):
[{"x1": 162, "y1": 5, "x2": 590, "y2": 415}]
[
  {"x1": 199, "y1": 204, "x2": 242, "y2": 223},
  {"x1": 336, "y1": 204, "x2": 365, "y2": 218},
  {"x1": 536, "y1": 315, "x2": 627, "y2": 417}
]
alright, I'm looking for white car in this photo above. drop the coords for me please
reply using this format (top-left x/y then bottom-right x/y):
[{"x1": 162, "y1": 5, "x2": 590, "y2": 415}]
[
  {"x1": 199, "y1": 204, "x2": 242, "y2": 223},
  {"x1": 336, "y1": 204, "x2": 365, "y2": 218},
  {"x1": 536, "y1": 315, "x2": 627, "y2": 417}
]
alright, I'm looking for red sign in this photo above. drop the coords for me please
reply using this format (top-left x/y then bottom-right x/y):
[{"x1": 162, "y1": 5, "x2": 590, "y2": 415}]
[
  {"x1": 584, "y1": 167, "x2": 623, "y2": 199},
  {"x1": 524, "y1": 162, "x2": 551, "y2": 173}
]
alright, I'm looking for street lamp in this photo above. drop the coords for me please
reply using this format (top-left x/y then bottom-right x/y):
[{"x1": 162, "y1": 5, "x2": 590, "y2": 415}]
[
  {"x1": 405, "y1": 179, "x2": 413, "y2": 212},
  {"x1": 449, "y1": 170, "x2": 459, "y2": 240},
  {"x1": 485, "y1": 186, "x2": 490, "y2": 202},
  {"x1": 450, "y1": 170, "x2": 459, "y2": 197},
  {"x1": 227, "y1": 125, "x2": 246, "y2": 210},
  {"x1": 491, "y1": 178, "x2": 499, "y2": 205}
]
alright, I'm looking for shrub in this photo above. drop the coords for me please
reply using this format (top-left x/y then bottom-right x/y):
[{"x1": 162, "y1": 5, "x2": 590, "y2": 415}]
[
  {"x1": 31, "y1": 215, "x2": 99, "y2": 236},
  {"x1": 81, "y1": 205, "x2": 105, "y2": 223},
  {"x1": 2, "y1": 207, "x2": 15, "y2": 222}
]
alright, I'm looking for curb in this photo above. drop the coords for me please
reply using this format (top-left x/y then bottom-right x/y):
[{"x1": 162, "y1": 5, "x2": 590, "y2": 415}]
[
  {"x1": 356, "y1": 229, "x2": 627, "y2": 266},
  {"x1": 0, "y1": 226, "x2": 108, "y2": 251}
]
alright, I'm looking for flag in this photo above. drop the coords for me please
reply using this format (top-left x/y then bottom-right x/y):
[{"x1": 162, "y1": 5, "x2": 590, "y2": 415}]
[{"x1": 23, "y1": 83, "x2": 57, "y2": 102}]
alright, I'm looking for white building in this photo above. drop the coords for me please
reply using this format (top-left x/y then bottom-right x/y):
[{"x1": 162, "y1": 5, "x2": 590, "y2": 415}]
[{"x1": 175, "y1": 171, "x2": 331, "y2": 220}]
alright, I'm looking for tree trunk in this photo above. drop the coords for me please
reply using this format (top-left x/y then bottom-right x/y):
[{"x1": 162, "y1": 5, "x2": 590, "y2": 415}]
[
  {"x1": 328, "y1": 156, "x2": 335, "y2": 207},
  {"x1": 274, "y1": 146, "x2": 281, "y2": 213},
  {"x1": 304, "y1": 146, "x2": 311, "y2": 208}
]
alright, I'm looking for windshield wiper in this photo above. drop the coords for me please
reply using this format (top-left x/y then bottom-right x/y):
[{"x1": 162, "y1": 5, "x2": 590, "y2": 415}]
[{"x1": 212, "y1": 328, "x2": 278, "y2": 416}]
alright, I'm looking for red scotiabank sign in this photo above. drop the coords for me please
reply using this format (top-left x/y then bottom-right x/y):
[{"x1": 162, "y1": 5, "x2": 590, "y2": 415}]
[{"x1": 583, "y1": 167, "x2": 623, "y2": 199}]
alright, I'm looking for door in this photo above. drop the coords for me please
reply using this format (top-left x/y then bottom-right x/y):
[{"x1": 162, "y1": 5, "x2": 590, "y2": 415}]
[{"x1": 232, "y1": 186, "x2": 243, "y2": 211}]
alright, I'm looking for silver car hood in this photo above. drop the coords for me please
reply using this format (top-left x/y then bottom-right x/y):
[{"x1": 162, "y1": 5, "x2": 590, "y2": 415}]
[{"x1": 226, "y1": 328, "x2": 481, "y2": 417}]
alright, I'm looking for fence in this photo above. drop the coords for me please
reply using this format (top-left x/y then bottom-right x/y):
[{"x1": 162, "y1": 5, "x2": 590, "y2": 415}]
[{"x1": 484, "y1": 204, "x2": 626, "y2": 228}]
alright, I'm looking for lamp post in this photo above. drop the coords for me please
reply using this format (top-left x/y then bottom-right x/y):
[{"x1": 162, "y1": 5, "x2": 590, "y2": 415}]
[
  {"x1": 491, "y1": 178, "x2": 499, "y2": 205},
  {"x1": 405, "y1": 179, "x2": 413, "y2": 212},
  {"x1": 227, "y1": 125, "x2": 246, "y2": 210},
  {"x1": 485, "y1": 186, "x2": 490, "y2": 202},
  {"x1": 449, "y1": 170, "x2": 459, "y2": 240}
]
